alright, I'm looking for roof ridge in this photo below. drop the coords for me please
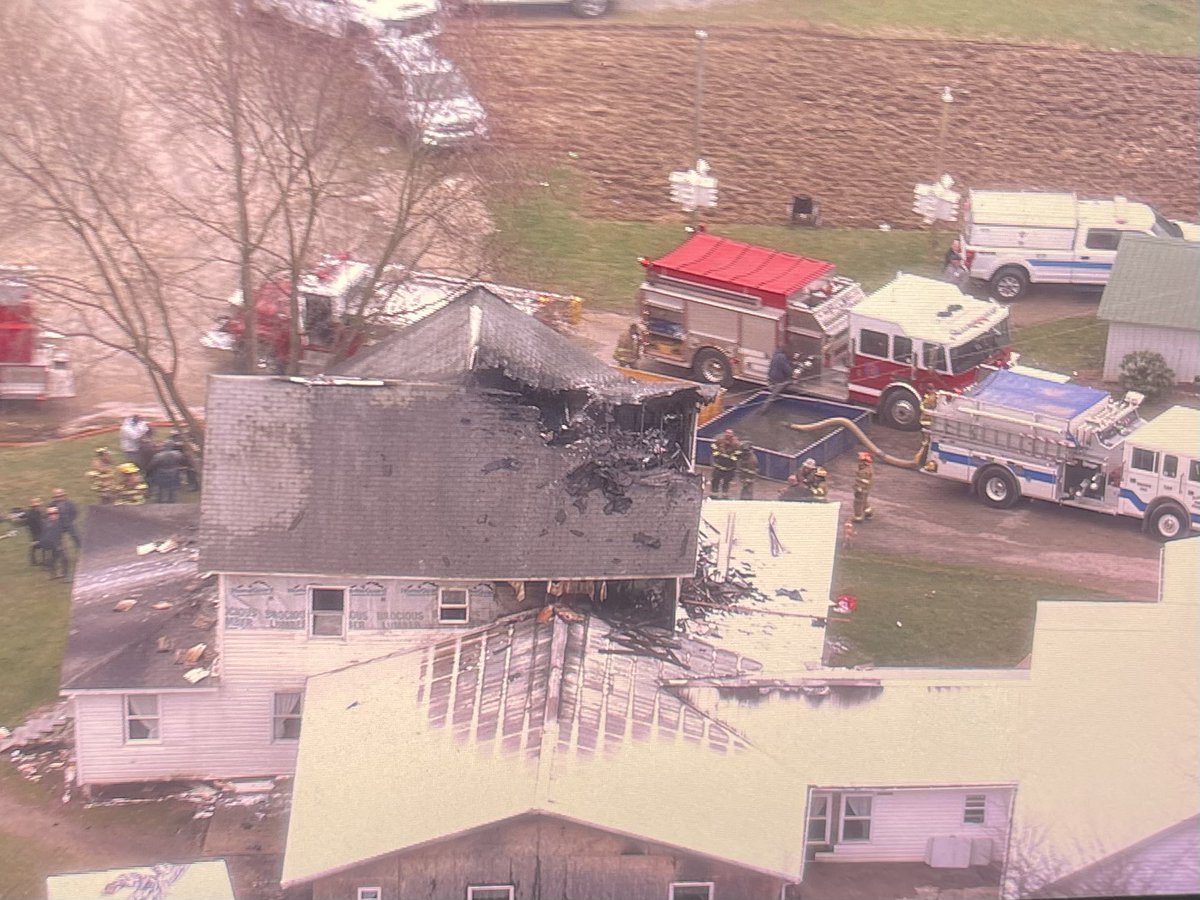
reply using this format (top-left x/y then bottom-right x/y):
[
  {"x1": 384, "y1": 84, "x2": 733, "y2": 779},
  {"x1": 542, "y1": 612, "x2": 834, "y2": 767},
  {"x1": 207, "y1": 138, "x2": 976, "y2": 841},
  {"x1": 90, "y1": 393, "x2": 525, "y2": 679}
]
[{"x1": 534, "y1": 614, "x2": 571, "y2": 806}]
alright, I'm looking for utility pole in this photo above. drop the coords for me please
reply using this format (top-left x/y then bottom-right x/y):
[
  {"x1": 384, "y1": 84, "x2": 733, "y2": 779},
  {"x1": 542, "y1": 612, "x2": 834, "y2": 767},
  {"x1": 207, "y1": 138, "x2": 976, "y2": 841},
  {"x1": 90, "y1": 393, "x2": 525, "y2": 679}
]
[
  {"x1": 931, "y1": 86, "x2": 954, "y2": 252},
  {"x1": 691, "y1": 29, "x2": 707, "y2": 228}
]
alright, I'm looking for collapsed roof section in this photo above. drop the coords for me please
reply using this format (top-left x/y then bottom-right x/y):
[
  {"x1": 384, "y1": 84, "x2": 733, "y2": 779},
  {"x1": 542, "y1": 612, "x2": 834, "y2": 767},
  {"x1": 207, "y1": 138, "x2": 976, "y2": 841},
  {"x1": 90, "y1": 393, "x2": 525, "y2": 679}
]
[{"x1": 281, "y1": 608, "x2": 802, "y2": 886}]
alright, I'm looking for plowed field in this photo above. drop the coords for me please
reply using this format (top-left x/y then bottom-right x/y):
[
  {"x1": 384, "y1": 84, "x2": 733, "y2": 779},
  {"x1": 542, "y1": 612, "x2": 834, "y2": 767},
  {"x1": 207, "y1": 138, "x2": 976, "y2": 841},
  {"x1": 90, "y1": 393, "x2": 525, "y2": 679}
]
[{"x1": 449, "y1": 23, "x2": 1200, "y2": 227}]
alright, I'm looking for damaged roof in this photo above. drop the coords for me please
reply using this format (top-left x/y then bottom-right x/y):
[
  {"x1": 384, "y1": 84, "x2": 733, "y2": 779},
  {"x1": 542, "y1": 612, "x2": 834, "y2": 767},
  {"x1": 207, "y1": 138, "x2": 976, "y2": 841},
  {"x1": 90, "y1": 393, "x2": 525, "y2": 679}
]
[
  {"x1": 681, "y1": 499, "x2": 842, "y2": 674},
  {"x1": 282, "y1": 608, "x2": 804, "y2": 886},
  {"x1": 61, "y1": 505, "x2": 217, "y2": 692},
  {"x1": 200, "y1": 378, "x2": 703, "y2": 579},
  {"x1": 333, "y1": 286, "x2": 715, "y2": 404}
]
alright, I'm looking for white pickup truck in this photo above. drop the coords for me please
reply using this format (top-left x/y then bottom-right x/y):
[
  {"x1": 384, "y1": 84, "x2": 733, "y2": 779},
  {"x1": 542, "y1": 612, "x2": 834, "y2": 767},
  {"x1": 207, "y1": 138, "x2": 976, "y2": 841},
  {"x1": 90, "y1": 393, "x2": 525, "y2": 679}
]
[{"x1": 960, "y1": 190, "x2": 1199, "y2": 300}]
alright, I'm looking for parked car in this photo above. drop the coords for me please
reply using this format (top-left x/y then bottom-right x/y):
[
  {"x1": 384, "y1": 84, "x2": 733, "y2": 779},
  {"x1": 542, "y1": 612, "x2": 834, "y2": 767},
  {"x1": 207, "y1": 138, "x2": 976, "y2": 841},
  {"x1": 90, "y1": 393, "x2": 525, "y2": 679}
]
[
  {"x1": 361, "y1": 40, "x2": 488, "y2": 147},
  {"x1": 244, "y1": 0, "x2": 441, "y2": 39}
]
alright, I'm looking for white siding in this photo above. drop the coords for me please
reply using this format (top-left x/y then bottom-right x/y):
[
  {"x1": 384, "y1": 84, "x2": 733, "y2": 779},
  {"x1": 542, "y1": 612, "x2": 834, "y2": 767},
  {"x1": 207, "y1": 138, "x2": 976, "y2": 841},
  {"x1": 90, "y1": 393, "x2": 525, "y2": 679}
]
[
  {"x1": 71, "y1": 571, "x2": 499, "y2": 785},
  {"x1": 1102, "y1": 323, "x2": 1200, "y2": 383},
  {"x1": 815, "y1": 788, "x2": 1013, "y2": 864}
]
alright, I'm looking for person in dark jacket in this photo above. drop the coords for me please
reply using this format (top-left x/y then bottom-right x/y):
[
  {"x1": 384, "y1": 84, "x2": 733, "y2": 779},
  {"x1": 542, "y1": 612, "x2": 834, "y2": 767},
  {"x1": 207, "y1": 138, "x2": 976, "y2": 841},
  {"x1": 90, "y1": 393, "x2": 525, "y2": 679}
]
[
  {"x1": 38, "y1": 505, "x2": 69, "y2": 579},
  {"x1": 768, "y1": 347, "x2": 794, "y2": 387},
  {"x1": 778, "y1": 475, "x2": 808, "y2": 501},
  {"x1": 19, "y1": 497, "x2": 47, "y2": 565},
  {"x1": 48, "y1": 488, "x2": 81, "y2": 549},
  {"x1": 147, "y1": 444, "x2": 185, "y2": 503}
]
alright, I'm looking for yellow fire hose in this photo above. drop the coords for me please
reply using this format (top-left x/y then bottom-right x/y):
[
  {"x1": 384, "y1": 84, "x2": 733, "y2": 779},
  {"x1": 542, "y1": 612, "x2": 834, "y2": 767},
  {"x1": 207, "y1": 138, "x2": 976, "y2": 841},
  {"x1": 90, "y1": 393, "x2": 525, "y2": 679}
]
[{"x1": 788, "y1": 418, "x2": 930, "y2": 469}]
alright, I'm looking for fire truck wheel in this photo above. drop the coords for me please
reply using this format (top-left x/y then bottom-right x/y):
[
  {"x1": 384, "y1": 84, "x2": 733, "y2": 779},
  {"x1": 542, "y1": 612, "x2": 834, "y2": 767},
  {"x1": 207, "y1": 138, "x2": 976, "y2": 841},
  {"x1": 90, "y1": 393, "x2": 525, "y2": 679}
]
[
  {"x1": 976, "y1": 465, "x2": 1020, "y2": 509},
  {"x1": 693, "y1": 349, "x2": 733, "y2": 386},
  {"x1": 990, "y1": 267, "x2": 1029, "y2": 301},
  {"x1": 1146, "y1": 503, "x2": 1188, "y2": 542},
  {"x1": 880, "y1": 389, "x2": 921, "y2": 431}
]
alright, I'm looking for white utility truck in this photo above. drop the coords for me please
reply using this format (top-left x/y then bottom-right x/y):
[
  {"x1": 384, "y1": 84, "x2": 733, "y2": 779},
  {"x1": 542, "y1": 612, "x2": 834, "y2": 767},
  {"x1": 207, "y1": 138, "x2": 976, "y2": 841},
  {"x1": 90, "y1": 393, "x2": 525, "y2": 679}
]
[
  {"x1": 960, "y1": 191, "x2": 1199, "y2": 300},
  {"x1": 923, "y1": 368, "x2": 1199, "y2": 540}
]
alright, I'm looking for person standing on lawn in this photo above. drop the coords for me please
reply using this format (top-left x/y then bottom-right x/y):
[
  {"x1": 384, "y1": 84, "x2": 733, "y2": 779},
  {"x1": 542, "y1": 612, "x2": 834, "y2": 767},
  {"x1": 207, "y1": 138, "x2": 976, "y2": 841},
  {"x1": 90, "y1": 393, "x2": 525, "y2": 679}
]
[
  {"x1": 49, "y1": 488, "x2": 81, "y2": 549},
  {"x1": 39, "y1": 505, "x2": 69, "y2": 579}
]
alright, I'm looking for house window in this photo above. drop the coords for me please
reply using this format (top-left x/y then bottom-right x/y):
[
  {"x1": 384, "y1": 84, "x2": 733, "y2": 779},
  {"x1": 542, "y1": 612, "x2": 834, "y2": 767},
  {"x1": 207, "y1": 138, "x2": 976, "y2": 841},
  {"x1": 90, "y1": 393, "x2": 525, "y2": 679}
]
[
  {"x1": 311, "y1": 587, "x2": 346, "y2": 636},
  {"x1": 1130, "y1": 448, "x2": 1158, "y2": 473},
  {"x1": 892, "y1": 335, "x2": 913, "y2": 363},
  {"x1": 124, "y1": 695, "x2": 160, "y2": 743},
  {"x1": 669, "y1": 884, "x2": 714, "y2": 900},
  {"x1": 923, "y1": 343, "x2": 947, "y2": 372},
  {"x1": 807, "y1": 792, "x2": 831, "y2": 842},
  {"x1": 840, "y1": 795, "x2": 873, "y2": 842},
  {"x1": 438, "y1": 587, "x2": 469, "y2": 623},
  {"x1": 964, "y1": 794, "x2": 987, "y2": 825},
  {"x1": 357, "y1": 889, "x2": 381, "y2": 900},
  {"x1": 466, "y1": 887, "x2": 514, "y2": 900},
  {"x1": 858, "y1": 329, "x2": 888, "y2": 358},
  {"x1": 1162, "y1": 455, "x2": 1178, "y2": 479},
  {"x1": 273, "y1": 692, "x2": 303, "y2": 742}
]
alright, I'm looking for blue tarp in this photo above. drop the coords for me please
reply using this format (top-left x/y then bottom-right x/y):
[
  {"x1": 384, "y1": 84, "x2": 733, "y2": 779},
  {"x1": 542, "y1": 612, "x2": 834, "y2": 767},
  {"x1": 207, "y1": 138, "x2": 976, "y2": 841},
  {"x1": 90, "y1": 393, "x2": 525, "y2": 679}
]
[{"x1": 968, "y1": 370, "x2": 1109, "y2": 420}]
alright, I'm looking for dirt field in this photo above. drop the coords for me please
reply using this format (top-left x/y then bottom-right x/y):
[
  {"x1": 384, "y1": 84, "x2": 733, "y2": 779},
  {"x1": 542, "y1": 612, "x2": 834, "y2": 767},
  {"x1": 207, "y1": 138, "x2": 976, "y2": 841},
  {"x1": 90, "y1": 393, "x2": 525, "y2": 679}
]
[{"x1": 451, "y1": 23, "x2": 1200, "y2": 227}]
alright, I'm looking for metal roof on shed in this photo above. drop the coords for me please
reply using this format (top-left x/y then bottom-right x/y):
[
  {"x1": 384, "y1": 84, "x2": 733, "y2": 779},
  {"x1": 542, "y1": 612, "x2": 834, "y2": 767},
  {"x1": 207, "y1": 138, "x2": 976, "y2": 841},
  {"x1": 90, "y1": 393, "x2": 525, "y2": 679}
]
[
  {"x1": 647, "y1": 234, "x2": 833, "y2": 306},
  {"x1": 967, "y1": 369, "x2": 1110, "y2": 420},
  {"x1": 1127, "y1": 406, "x2": 1200, "y2": 456},
  {"x1": 1096, "y1": 234, "x2": 1200, "y2": 332}
]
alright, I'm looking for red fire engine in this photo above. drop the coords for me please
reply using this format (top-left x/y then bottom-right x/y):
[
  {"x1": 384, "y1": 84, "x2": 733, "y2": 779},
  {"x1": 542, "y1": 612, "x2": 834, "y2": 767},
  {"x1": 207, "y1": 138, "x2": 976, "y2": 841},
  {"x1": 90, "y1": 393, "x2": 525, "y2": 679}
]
[
  {"x1": 0, "y1": 265, "x2": 75, "y2": 402},
  {"x1": 632, "y1": 234, "x2": 1012, "y2": 429}
]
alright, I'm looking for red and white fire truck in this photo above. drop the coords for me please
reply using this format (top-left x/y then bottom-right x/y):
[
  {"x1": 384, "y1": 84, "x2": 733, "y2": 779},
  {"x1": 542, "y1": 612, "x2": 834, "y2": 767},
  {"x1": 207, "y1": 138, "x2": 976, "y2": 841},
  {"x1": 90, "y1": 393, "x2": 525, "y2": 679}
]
[
  {"x1": 0, "y1": 265, "x2": 75, "y2": 402},
  {"x1": 201, "y1": 253, "x2": 584, "y2": 370},
  {"x1": 632, "y1": 234, "x2": 1012, "y2": 429}
]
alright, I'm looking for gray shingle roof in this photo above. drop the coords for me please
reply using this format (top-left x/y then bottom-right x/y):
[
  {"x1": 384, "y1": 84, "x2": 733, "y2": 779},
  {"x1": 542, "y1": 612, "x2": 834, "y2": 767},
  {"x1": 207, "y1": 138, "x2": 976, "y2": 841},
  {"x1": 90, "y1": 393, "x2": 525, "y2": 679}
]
[
  {"x1": 199, "y1": 377, "x2": 703, "y2": 579},
  {"x1": 61, "y1": 505, "x2": 218, "y2": 692},
  {"x1": 1097, "y1": 235, "x2": 1200, "y2": 331},
  {"x1": 335, "y1": 286, "x2": 716, "y2": 404}
]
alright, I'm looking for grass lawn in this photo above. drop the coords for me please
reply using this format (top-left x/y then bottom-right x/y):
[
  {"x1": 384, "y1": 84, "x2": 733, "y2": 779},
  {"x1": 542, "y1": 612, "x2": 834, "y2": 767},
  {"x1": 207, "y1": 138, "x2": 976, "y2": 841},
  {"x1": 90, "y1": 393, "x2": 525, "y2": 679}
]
[
  {"x1": 491, "y1": 169, "x2": 945, "y2": 313},
  {"x1": 827, "y1": 549, "x2": 1121, "y2": 667},
  {"x1": 1012, "y1": 315, "x2": 1109, "y2": 376},
  {"x1": 622, "y1": 0, "x2": 1199, "y2": 56},
  {"x1": 0, "y1": 828, "x2": 80, "y2": 900},
  {"x1": 0, "y1": 429, "x2": 198, "y2": 728}
]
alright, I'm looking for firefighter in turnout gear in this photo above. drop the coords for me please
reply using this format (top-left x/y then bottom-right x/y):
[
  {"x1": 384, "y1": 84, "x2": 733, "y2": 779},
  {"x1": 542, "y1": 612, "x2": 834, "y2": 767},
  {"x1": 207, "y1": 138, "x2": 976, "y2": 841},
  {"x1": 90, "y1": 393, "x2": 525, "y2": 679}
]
[
  {"x1": 736, "y1": 443, "x2": 760, "y2": 499},
  {"x1": 710, "y1": 429, "x2": 740, "y2": 499},
  {"x1": 800, "y1": 457, "x2": 829, "y2": 502},
  {"x1": 115, "y1": 462, "x2": 147, "y2": 505},
  {"x1": 853, "y1": 451, "x2": 874, "y2": 522},
  {"x1": 613, "y1": 323, "x2": 645, "y2": 367}
]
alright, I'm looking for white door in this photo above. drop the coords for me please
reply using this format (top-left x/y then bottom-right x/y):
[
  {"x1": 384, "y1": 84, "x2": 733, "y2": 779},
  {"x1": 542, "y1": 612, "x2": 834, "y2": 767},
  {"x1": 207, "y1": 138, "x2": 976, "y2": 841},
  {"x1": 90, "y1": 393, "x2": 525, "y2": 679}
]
[{"x1": 1124, "y1": 445, "x2": 1161, "y2": 508}]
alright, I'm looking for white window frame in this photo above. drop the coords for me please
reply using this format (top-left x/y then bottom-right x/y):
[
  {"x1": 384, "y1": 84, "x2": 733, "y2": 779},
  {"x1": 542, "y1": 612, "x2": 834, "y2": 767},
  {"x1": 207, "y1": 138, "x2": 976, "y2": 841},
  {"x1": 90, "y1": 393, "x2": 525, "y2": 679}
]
[
  {"x1": 806, "y1": 791, "x2": 832, "y2": 843},
  {"x1": 669, "y1": 883, "x2": 714, "y2": 900},
  {"x1": 357, "y1": 889, "x2": 381, "y2": 900},
  {"x1": 272, "y1": 691, "x2": 304, "y2": 742},
  {"x1": 438, "y1": 586, "x2": 470, "y2": 624},
  {"x1": 466, "y1": 887, "x2": 514, "y2": 900},
  {"x1": 1130, "y1": 447, "x2": 1158, "y2": 473},
  {"x1": 964, "y1": 793, "x2": 987, "y2": 825},
  {"x1": 124, "y1": 694, "x2": 161, "y2": 744},
  {"x1": 839, "y1": 794, "x2": 873, "y2": 842},
  {"x1": 310, "y1": 586, "x2": 347, "y2": 637}
]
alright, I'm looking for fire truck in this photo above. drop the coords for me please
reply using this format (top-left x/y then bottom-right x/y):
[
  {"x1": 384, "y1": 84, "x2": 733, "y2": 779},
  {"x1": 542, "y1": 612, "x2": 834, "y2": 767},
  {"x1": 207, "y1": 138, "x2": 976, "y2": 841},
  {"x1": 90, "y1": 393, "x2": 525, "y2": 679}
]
[
  {"x1": 923, "y1": 368, "x2": 1200, "y2": 541},
  {"x1": 0, "y1": 265, "x2": 75, "y2": 402},
  {"x1": 201, "y1": 253, "x2": 583, "y2": 370},
  {"x1": 633, "y1": 234, "x2": 1012, "y2": 429}
]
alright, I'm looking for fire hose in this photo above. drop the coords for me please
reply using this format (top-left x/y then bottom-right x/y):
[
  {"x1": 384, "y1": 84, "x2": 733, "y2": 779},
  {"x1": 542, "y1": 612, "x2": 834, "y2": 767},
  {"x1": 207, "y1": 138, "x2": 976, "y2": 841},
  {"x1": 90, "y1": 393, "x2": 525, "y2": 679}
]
[{"x1": 787, "y1": 418, "x2": 930, "y2": 469}]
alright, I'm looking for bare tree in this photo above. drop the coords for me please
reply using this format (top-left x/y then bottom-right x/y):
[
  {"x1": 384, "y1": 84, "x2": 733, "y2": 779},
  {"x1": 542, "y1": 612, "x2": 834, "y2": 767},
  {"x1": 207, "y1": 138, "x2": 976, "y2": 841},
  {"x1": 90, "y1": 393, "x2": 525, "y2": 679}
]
[{"x1": 0, "y1": 1, "x2": 205, "y2": 435}]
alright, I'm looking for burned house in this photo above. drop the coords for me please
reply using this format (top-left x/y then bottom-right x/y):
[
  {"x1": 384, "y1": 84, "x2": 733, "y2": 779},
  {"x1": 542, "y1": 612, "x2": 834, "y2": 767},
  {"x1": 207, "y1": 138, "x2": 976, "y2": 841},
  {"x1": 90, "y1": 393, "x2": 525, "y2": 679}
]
[{"x1": 63, "y1": 288, "x2": 713, "y2": 787}]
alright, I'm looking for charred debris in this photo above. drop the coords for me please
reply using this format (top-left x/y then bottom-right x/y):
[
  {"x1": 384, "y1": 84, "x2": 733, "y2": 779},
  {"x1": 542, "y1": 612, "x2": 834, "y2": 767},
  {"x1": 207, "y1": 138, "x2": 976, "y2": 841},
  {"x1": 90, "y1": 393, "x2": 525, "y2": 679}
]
[{"x1": 471, "y1": 365, "x2": 701, "y2": 516}]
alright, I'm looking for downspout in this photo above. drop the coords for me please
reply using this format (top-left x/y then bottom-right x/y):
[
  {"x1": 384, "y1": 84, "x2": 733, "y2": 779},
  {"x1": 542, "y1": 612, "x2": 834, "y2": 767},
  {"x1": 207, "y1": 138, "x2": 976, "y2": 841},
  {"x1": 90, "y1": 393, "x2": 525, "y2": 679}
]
[{"x1": 998, "y1": 785, "x2": 1020, "y2": 900}]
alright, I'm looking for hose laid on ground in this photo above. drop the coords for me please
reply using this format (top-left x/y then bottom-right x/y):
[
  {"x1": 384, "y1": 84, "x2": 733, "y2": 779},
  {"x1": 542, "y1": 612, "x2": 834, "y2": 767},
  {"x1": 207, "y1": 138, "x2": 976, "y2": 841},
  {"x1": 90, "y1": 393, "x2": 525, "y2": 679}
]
[{"x1": 788, "y1": 417, "x2": 930, "y2": 469}]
